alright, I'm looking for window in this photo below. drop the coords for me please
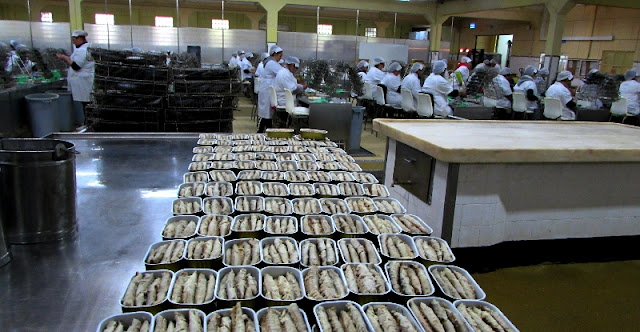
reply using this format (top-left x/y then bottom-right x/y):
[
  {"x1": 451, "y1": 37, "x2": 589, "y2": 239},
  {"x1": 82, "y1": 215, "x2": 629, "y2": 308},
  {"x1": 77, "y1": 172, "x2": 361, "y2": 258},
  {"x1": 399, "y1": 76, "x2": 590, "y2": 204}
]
[
  {"x1": 212, "y1": 19, "x2": 229, "y2": 30},
  {"x1": 40, "y1": 12, "x2": 53, "y2": 23},
  {"x1": 365, "y1": 27, "x2": 377, "y2": 37},
  {"x1": 95, "y1": 13, "x2": 114, "y2": 25},
  {"x1": 155, "y1": 16, "x2": 174, "y2": 28},
  {"x1": 317, "y1": 24, "x2": 332, "y2": 35}
]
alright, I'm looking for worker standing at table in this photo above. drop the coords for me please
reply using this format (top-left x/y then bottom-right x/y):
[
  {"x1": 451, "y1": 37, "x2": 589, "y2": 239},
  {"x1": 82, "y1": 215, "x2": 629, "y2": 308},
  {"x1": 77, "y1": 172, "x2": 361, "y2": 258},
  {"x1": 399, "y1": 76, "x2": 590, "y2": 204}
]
[
  {"x1": 56, "y1": 30, "x2": 95, "y2": 122},
  {"x1": 545, "y1": 71, "x2": 577, "y2": 120},
  {"x1": 274, "y1": 56, "x2": 307, "y2": 106},
  {"x1": 494, "y1": 67, "x2": 514, "y2": 110},
  {"x1": 620, "y1": 69, "x2": 640, "y2": 125},
  {"x1": 453, "y1": 56, "x2": 472, "y2": 89},
  {"x1": 357, "y1": 60, "x2": 369, "y2": 83},
  {"x1": 257, "y1": 45, "x2": 284, "y2": 133},
  {"x1": 255, "y1": 53, "x2": 268, "y2": 77},
  {"x1": 423, "y1": 60, "x2": 463, "y2": 117},
  {"x1": 381, "y1": 62, "x2": 403, "y2": 107},
  {"x1": 401, "y1": 62, "x2": 424, "y2": 109},
  {"x1": 228, "y1": 51, "x2": 239, "y2": 68},
  {"x1": 513, "y1": 65, "x2": 540, "y2": 113}
]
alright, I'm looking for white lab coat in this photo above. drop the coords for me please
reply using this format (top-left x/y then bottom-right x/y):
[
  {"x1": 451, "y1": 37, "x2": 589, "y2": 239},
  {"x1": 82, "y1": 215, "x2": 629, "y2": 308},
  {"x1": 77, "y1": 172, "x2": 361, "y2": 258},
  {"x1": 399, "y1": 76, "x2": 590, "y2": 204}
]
[
  {"x1": 381, "y1": 73, "x2": 402, "y2": 106},
  {"x1": 67, "y1": 43, "x2": 95, "y2": 102},
  {"x1": 619, "y1": 80, "x2": 640, "y2": 115},
  {"x1": 357, "y1": 71, "x2": 366, "y2": 83},
  {"x1": 513, "y1": 78, "x2": 539, "y2": 110},
  {"x1": 401, "y1": 73, "x2": 421, "y2": 109},
  {"x1": 545, "y1": 82, "x2": 576, "y2": 120},
  {"x1": 273, "y1": 68, "x2": 303, "y2": 106},
  {"x1": 5, "y1": 50, "x2": 20, "y2": 72},
  {"x1": 453, "y1": 65, "x2": 470, "y2": 90},
  {"x1": 255, "y1": 61, "x2": 265, "y2": 77},
  {"x1": 257, "y1": 59, "x2": 283, "y2": 119},
  {"x1": 239, "y1": 57, "x2": 253, "y2": 81},
  {"x1": 422, "y1": 73, "x2": 453, "y2": 116},
  {"x1": 228, "y1": 56, "x2": 238, "y2": 68},
  {"x1": 493, "y1": 74, "x2": 512, "y2": 109},
  {"x1": 364, "y1": 66, "x2": 385, "y2": 85}
]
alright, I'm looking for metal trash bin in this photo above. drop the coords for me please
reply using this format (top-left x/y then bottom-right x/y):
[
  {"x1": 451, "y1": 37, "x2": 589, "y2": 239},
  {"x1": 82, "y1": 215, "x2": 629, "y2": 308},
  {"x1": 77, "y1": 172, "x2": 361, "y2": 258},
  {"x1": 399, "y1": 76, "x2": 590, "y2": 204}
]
[
  {"x1": 0, "y1": 167, "x2": 10, "y2": 266},
  {"x1": 25, "y1": 93, "x2": 60, "y2": 137},
  {"x1": 348, "y1": 106, "x2": 365, "y2": 152},
  {"x1": 46, "y1": 89, "x2": 75, "y2": 131},
  {"x1": 0, "y1": 138, "x2": 77, "y2": 244}
]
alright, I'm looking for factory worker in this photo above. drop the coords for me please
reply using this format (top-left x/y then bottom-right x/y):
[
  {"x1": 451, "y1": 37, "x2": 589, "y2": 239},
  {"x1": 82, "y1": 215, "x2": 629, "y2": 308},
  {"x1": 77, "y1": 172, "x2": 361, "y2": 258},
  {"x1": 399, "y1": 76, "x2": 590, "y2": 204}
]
[
  {"x1": 255, "y1": 52, "x2": 268, "y2": 77},
  {"x1": 365, "y1": 57, "x2": 386, "y2": 85},
  {"x1": 535, "y1": 68, "x2": 550, "y2": 96},
  {"x1": 489, "y1": 59, "x2": 501, "y2": 70},
  {"x1": 453, "y1": 56, "x2": 472, "y2": 89},
  {"x1": 228, "y1": 51, "x2": 239, "y2": 68},
  {"x1": 5, "y1": 40, "x2": 22, "y2": 73},
  {"x1": 274, "y1": 56, "x2": 307, "y2": 106},
  {"x1": 513, "y1": 65, "x2": 540, "y2": 111},
  {"x1": 474, "y1": 59, "x2": 490, "y2": 70},
  {"x1": 56, "y1": 30, "x2": 95, "y2": 117},
  {"x1": 545, "y1": 71, "x2": 577, "y2": 120},
  {"x1": 423, "y1": 60, "x2": 462, "y2": 116},
  {"x1": 619, "y1": 69, "x2": 640, "y2": 116},
  {"x1": 493, "y1": 67, "x2": 514, "y2": 109},
  {"x1": 401, "y1": 62, "x2": 424, "y2": 109},
  {"x1": 239, "y1": 51, "x2": 254, "y2": 80},
  {"x1": 381, "y1": 62, "x2": 403, "y2": 106},
  {"x1": 257, "y1": 45, "x2": 284, "y2": 133},
  {"x1": 357, "y1": 60, "x2": 369, "y2": 83}
]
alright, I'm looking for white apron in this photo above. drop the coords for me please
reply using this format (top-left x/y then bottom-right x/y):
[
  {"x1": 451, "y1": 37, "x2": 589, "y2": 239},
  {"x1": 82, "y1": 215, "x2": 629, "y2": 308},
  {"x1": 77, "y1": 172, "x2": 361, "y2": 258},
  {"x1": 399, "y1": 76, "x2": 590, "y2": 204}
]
[
  {"x1": 67, "y1": 43, "x2": 95, "y2": 102},
  {"x1": 257, "y1": 59, "x2": 283, "y2": 119}
]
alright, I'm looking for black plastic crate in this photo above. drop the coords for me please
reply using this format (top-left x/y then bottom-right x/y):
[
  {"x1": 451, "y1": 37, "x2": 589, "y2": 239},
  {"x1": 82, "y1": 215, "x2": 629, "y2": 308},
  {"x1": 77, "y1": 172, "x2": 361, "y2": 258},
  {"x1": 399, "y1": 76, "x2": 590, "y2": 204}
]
[
  {"x1": 88, "y1": 119, "x2": 162, "y2": 132},
  {"x1": 171, "y1": 67, "x2": 238, "y2": 80},
  {"x1": 86, "y1": 106, "x2": 162, "y2": 122},
  {"x1": 165, "y1": 107, "x2": 234, "y2": 122},
  {"x1": 90, "y1": 48, "x2": 166, "y2": 66},
  {"x1": 173, "y1": 80, "x2": 242, "y2": 95},
  {"x1": 95, "y1": 63, "x2": 169, "y2": 81},
  {"x1": 93, "y1": 92, "x2": 166, "y2": 109},
  {"x1": 94, "y1": 76, "x2": 168, "y2": 96},
  {"x1": 167, "y1": 94, "x2": 235, "y2": 108},
  {"x1": 164, "y1": 119, "x2": 233, "y2": 133}
]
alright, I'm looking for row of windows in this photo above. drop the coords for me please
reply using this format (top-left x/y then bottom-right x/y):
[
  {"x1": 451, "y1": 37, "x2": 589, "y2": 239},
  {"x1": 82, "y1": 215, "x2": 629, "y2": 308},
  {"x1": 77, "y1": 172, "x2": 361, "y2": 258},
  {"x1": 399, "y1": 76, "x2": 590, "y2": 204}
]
[{"x1": 40, "y1": 12, "x2": 378, "y2": 36}]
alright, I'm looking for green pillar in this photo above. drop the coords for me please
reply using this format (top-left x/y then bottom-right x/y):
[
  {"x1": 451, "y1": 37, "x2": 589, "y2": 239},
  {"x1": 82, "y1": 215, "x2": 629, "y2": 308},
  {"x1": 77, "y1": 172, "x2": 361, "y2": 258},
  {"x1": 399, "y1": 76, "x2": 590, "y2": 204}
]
[
  {"x1": 260, "y1": 0, "x2": 285, "y2": 43},
  {"x1": 68, "y1": 0, "x2": 82, "y2": 31}
]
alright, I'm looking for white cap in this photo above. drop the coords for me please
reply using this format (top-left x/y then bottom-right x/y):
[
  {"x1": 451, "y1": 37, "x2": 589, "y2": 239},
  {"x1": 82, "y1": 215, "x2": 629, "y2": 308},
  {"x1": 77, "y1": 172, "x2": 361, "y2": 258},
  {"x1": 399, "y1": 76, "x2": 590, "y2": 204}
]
[
  {"x1": 387, "y1": 62, "x2": 402, "y2": 72},
  {"x1": 260, "y1": 52, "x2": 269, "y2": 61},
  {"x1": 410, "y1": 62, "x2": 424, "y2": 73},
  {"x1": 557, "y1": 71, "x2": 573, "y2": 81},
  {"x1": 357, "y1": 60, "x2": 369, "y2": 70},
  {"x1": 372, "y1": 57, "x2": 385, "y2": 66},
  {"x1": 433, "y1": 60, "x2": 447, "y2": 74},
  {"x1": 246, "y1": 53, "x2": 254, "y2": 58},
  {"x1": 499, "y1": 67, "x2": 512, "y2": 75},
  {"x1": 285, "y1": 56, "x2": 301, "y2": 68},
  {"x1": 71, "y1": 30, "x2": 88, "y2": 37},
  {"x1": 238, "y1": 50, "x2": 245, "y2": 54},
  {"x1": 461, "y1": 56, "x2": 472, "y2": 63},
  {"x1": 270, "y1": 45, "x2": 283, "y2": 55}
]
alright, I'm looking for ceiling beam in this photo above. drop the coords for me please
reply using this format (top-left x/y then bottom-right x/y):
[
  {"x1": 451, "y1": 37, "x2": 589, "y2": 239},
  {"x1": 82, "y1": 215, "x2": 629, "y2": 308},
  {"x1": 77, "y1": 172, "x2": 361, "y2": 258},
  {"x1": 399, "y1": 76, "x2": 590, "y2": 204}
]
[
  {"x1": 578, "y1": 0, "x2": 640, "y2": 8},
  {"x1": 231, "y1": 0, "x2": 432, "y2": 16},
  {"x1": 437, "y1": 0, "x2": 545, "y2": 16},
  {"x1": 452, "y1": 7, "x2": 542, "y2": 23}
]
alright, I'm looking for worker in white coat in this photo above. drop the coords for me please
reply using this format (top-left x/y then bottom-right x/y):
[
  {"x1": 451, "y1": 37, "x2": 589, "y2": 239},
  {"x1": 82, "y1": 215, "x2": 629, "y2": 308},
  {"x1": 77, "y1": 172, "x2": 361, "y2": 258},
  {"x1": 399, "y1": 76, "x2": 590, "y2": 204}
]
[
  {"x1": 5, "y1": 40, "x2": 22, "y2": 73},
  {"x1": 257, "y1": 45, "x2": 284, "y2": 133},
  {"x1": 57, "y1": 30, "x2": 95, "y2": 120},
  {"x1": 228, "y1": 51, "x2": 239, "y2": 68},
  {"x1": 493, "y1": 67, "x2": 514, "y2": 110},
  {"x1": 453, "y1": 56, "x2": 472, "y2": 89},
  {"x1": 239, "y1": 51, "x2": 254, "y2": 81},
  {"x1": 357, "y1": 60, "x2": 368, "y2": 82},
  {"x1": 620, "y1": 69, "x2": 640, "y2": 118},
  {"x1": 513, "y1": 65, "x2": 540, "y2": 112},
  {"x1": 545, "y1": 71, "x2": 577, "y2": 120},
  {"x1": 255, "y1": 52, "x2": 268, "y2": 77},
  {"x1": 274, "y1": 56, "x2": 306, "y2": 106},
  {"x1": 380, "y1": 62, "x2": 403, "y2": 106},
  {"x1": 423, "y1": 60, "x2": 462, "y2": 116},
  {"x1": 401, "y1": 62, "x2": 424, "y2": 109},
  {"x1": 365, "y1": 57, "x2": 386, "y2": 85}
]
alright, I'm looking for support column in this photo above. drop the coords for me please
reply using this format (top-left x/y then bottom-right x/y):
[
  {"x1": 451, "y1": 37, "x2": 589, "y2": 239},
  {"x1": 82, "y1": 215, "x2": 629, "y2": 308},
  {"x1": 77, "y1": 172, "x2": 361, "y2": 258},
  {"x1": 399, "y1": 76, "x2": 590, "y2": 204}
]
[
  {"x1": 543, "y1": 0, "x2": 575, "y2": 82},
  {"x1": 374, "y1": 21, "x2": 390, "y2": 38},
  {"x1": 68, "y1": 0, "x2": 83, "y2": 31},
  {"x1": 260, "y1": 0, "x2": 285, "y2": 43},
  {"x1": 246, "y1": 12, "x2": 265, "y2": 30},
  {"x1": 425, "y1": 13, "x2": 449, "y2": 63}
]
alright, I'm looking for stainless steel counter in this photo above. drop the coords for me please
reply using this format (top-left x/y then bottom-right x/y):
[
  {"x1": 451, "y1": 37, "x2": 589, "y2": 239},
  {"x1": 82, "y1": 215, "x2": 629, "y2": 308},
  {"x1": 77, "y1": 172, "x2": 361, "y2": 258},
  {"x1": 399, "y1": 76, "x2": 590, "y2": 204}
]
[{"x1": 0, "y1": 134, "x2": 196, "y2": 331}]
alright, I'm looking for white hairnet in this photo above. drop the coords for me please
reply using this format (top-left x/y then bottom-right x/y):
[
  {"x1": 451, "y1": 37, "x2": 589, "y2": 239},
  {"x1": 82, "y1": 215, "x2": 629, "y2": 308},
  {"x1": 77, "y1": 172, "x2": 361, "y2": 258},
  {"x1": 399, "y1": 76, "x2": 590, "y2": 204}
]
[
  {"x1": 270, "y1": 45, "x2": 283, "y2": 55},
  {"x1": 238, "y1": 50, "x2": 245, "y2": 54},
  {"x1": 538, "y1": 68, "x2": 549, "y2": 76},
  {"x1": 9, "y1": 40, "x2": 19, "y2": 48},
  {"x1": 372, "y1": 57, "x2": 385, "y2": 66},
  {"x1": 461, "y1": 56, "x2": 472, "y2": 64},
  {"x1": 433, "y1": 60, "x2": 447, "y2": 74},
  {"x1": 489, "y1": 59, "x2": 497, "y2": 65},
  {"x1": 260, "y1": 52, "x2": 269, "y2": 61},
  {"x1": 357, "y1": 60, "x2": 369, "y2": 70},
  {"x1": 625, "y1": 69, "x2": 638, "y2": 81},
  {"x1": 557, "y1": 71, "x2": 573, "y2": 81},
  {"x1": 483, "y1": 59, "x2": 490, "y2": 66},
  {"x1": 285, "y1": 56, "x2": 301, "y2": 68},
  {"x1": 410, "y1": 62, "x2": 424, "y2": 73},
  {"x1": 388, "y1": 62, "x2": 402, "y2": 72},
  {"x1": 246, "y1": 53, "x2": 254, "y2": 58},
  {"x1": 499, "y1": 67, "x2": 512, "y2": 75},
  {"x1": 523, "y1": 65, "x2": 537, "y2": 76},
  {"x1": 71, "y1": 30, "x2": 88, "y2": 37},
  {"x1": 232, "y1": 51, "x2": 238, "y2": 56}
]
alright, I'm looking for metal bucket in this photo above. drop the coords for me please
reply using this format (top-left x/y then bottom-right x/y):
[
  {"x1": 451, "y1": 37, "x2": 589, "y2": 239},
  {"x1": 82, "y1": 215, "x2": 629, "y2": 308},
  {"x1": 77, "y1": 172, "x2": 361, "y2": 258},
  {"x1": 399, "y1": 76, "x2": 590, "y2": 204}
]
[{"x1": 0, "y1": 138, "x2": 77, "y2": 244}]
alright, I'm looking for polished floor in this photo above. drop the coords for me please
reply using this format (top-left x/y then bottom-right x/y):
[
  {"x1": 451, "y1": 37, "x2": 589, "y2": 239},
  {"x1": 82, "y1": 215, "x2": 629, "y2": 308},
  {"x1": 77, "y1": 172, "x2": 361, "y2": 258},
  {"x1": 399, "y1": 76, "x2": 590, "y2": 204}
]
[{"x1": 2, "y1": 101, "x2": 640, "y2": 331}]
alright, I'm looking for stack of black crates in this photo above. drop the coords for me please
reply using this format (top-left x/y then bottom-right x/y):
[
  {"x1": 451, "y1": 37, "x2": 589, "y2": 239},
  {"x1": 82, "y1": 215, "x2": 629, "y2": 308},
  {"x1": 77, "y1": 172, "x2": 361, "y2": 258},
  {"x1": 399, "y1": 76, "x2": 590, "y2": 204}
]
[
  {"x1": 164, "y1": 66, "x2": 241, "y2": 132},
  {"x1": 88, "y1": 48, "x2": 168, "y2": 131}
]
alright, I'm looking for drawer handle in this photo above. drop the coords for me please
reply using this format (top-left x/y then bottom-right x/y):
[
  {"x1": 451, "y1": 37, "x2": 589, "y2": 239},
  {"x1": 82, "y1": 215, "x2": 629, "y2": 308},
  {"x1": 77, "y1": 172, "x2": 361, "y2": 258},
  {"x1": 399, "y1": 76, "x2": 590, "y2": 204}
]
[{"x1": 403, "y1": 157, "x2": 416, "y2": 163}]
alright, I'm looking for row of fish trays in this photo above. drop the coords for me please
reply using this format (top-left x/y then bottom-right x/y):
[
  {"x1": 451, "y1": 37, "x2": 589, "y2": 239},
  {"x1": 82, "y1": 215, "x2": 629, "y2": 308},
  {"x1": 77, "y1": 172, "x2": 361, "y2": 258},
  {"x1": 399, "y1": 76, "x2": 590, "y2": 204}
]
[
  {"x1": 90, "y1": 47, "x2": 166, "y2": 66},
  {"x1": 95, "y1": 62, "x2": 169, "y2": 82},
  {"x1": 94, "y1": 76, "x2": 168, "y2": 96},
  {"x1": 184, "y1": 170, "x2": 378, "y2": 184}
]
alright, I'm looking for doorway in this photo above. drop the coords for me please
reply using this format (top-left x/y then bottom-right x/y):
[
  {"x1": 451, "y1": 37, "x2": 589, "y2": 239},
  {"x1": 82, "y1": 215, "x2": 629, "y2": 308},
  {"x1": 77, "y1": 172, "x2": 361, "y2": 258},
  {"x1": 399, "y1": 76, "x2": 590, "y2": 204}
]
[{"x1": 474, "y1": 34, "x2": 513, "y2": 68}]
